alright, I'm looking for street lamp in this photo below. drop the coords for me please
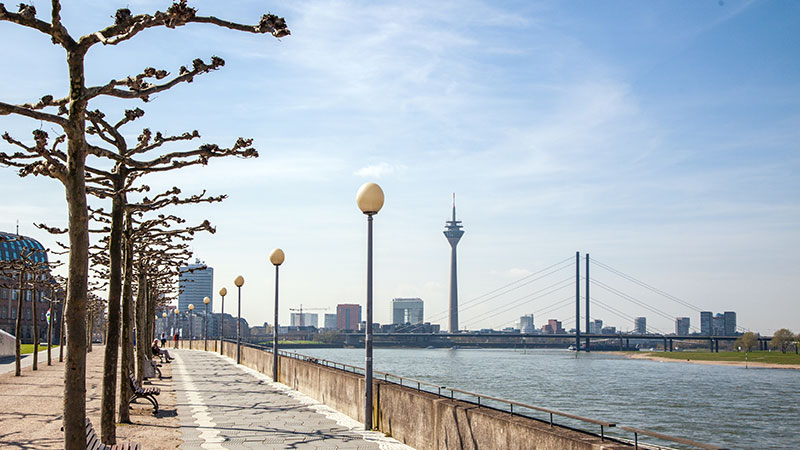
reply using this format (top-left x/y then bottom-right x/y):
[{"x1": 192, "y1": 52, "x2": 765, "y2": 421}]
[
  {"x1": 234, "y1": 275, "x2": 244, "y2": 364},
  {"x1": 203, "y1": 296, "x2": 211, "y2": 351},
  {"x1": 188, "y1": 304, "x2": 195, "y2": 349},
  {"x1": 162, "y1": 312, "x2": 167, "y2": 339},
  {"x1": 269, "y1": 248, "x2": 285, "y2": 382},
  {"x1": 174, "y1": 308, "x2": 179, "y2": 348},
  {"x1": 356, "y1": 181, "x2": 384, "y2": 431},
  {"x1": 219, "y1": 287, "x2": 227, "y2": 355}
]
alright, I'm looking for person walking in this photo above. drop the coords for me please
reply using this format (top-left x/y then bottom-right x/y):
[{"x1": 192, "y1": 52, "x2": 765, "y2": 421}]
[
  {"x1": 174, "y1": 331, "x2": 180, "y2": 349},
  {"x1": 160, "y1": 332, "x2": 167, "y2": 348}
]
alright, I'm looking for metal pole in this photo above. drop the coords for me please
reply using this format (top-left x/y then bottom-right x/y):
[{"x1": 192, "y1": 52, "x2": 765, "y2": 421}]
[
  {"x1": 189, "y1": 311, "x2": 193, "y2": 349},
  {"x1": 237, "y1": 286, "x2": 242, "y2": 364},
  {"x1": 585, "y1": 253, "x2": 590, "y2": 352},
  {"x1": 365, "y1": 214, "x2": 374, "y2": 430},
  {"x1": 204, "y1": 302, "x2": 208, "y2": 351},
  {"x1": 220, "y1": 294, "x2": 225, "y2": 355},
  {"x1": 273, "y1": 265, "x2": 279, "y2": 382},
  {"x1": 575, "y1": 251, "x2": 580, "y2": 352}
]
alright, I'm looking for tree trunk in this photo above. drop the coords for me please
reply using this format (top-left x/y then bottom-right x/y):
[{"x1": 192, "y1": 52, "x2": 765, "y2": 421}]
[
  {"x1": 135, "y1": 270, "x2": 147, "y2": 384},
  {"x1": 59, "y1": 299, "x2": 65, "y2": 363},
  {"x1": 14, "y1": 268, "x2": 25, "y2": 376},
  {"x1": 118, "y1": 211, "x2": 134, "y2": 424},
  {"x1": 62, "y1": 47, "x2": 91, "y2": 450},
  {"x1": 47, "y1": 292, "x2": 53, "y2": 366},
  {"x1": 101, "y1": 189, "x2": 124, "y2": 444},
  {"x1": 87, "y1": 310, "x2": 93, "y2": 353},
  {"x1": 32, "y1": 284, "x2": 38, "y2": 370}
]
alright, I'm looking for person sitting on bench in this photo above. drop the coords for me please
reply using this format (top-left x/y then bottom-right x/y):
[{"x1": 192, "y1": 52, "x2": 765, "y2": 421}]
[{"x1": 152, "y1": 339, "x2": 173, "y2": 362}]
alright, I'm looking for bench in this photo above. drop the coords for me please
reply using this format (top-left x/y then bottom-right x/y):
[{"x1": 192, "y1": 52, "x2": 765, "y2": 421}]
[
  {"x1": 128, "y1": 373, "x2": 160, "y2": 414},
  {"x1": 85, "y1": 418, "x2": 141, "y2": 449}
]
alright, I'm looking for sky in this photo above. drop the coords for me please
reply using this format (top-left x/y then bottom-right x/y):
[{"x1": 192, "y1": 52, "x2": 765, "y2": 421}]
[{"x1": 1, "y1": 0, "x2": 798, "y2": 335}]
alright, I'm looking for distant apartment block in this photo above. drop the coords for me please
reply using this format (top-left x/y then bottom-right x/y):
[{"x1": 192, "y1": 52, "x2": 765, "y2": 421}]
[
  {"x1": 588, "y1": 319, "x2": 603, "y2": 334},
  {"x1": 675, "y1": 317, "x2": 690, "y2": 335},
  {"x1": 700, "y1": 311, "x2": 712, "y2": 335},
  {"x1": 520, "y1": 314, "x2": 535, "y2": 333},
  {"x1": 337, "y1": 304, "x2": 361, "y2": 331},
  {"x1": 542, "y1": 319, "x2": 564, "y2": 334},
  {"x1": 392, "y1": 298, "x2": 424, "y2": 324},
  {"x1": 701, "y1": 310, "x2": 737, "y2": 336},
  {"x1": 178, "y1": 259, "x2": 213, "y2": 313},
  {"x1": 634, "y1": 317, "x2": 647, "y2": 334},
  {"x1": 323, "y1": 313, "x2": 337, "y2": 329}
]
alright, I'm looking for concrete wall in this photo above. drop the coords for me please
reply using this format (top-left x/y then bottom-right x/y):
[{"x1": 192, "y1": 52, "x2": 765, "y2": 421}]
[
  {"x1": 0, "y1": 329, "x2": 14, "y2": 356},
  {"x1": 178, "y1": 341, "x2": 631, "y2": 450}
]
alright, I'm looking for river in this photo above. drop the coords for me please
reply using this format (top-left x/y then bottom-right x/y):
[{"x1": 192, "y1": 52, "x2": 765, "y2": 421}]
[{"x1": 284, "y1": 347, "x2": 799, "y2": 449}]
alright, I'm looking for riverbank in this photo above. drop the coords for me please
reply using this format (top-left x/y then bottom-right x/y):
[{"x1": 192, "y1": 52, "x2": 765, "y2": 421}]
[{"x1": 621, "y1": 351, "x2": 800, "y2": 369}]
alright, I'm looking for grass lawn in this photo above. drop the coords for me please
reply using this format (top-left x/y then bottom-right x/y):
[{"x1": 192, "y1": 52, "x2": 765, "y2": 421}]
[
  {"x1": 19, "y1": 344, "x2": 60, "y2": 355},
  {"x1": 642, "y1": 350, "x2": 800, "y2": 365}
]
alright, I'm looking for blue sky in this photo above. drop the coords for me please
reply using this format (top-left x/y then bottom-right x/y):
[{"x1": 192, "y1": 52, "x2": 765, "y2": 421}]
[{"x1": 1, "y1": 0, "x2": 798, "y2": 334}]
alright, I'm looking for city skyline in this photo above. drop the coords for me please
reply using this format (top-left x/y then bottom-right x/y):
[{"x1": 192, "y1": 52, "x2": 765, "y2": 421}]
[{"x1": 1, "y1": 1, "x2": 798, "y2": 334}]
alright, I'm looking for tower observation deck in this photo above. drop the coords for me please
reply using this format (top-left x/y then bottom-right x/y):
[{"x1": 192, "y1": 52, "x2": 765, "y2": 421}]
[{"x1": 443, "y1": 194, "x2": 464, "y2": 332}]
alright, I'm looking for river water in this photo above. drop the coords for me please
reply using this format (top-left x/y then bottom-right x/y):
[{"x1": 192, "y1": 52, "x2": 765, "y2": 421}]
[{"x1": 284, "y1": 347, "x2": 799, "y2": 449}]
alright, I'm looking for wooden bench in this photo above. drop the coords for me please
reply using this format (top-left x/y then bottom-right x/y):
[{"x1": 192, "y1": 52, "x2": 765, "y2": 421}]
[
  {"x1": 128, "y1": 374, "x2": 160, "y2": 414},
  {"x1": 85, "y1": 418, "x2": 140, "y2": 449}
]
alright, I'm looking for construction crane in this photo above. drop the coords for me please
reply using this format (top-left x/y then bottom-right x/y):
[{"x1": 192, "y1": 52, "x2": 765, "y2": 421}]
[{"x1": 288, "y1": 304, "x2": 329, "y2": 327}]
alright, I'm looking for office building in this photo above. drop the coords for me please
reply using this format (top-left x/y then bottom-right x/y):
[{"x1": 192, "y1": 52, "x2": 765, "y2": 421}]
[
  {"x1": 723, "y1": 311, "x2": 737, "y2": 336},
  {"x1": 675, "y1": 317, "x2": 690, "y2": 335},
  {"x1": 634, "y1": 317, "x2": 647, "y2": 334},
  {"x1": 324, "y1": 313, "x2": 337, "y2": 329},
  {"x1": 290, "y1": 313, "x2": 318, "y2": 328},
  {"x1": 337, "y1": 304, "x2": 361, "y2": 331},
  {"x1": 178, "y1": 259, "x2": 213, "y2": 313},
  {"x1": 700, "y1": 311, "x2": 712, "y2": 336},
  {"x1": 443, "y1": 195, "x2": 464, "y2": 332},
  {"x1": 589, "y1": 319, "x2": 603, "y2": 334},
  {"x1": 520, "y1": 314, "x2": 535, "y2": 333},
  {"x1": 392, "y1": 298, "x2": 424, "y2": 325}
]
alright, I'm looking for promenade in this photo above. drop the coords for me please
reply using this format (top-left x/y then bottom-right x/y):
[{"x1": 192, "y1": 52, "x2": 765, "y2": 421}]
[{"x1": 0, "y1": 345, "x2": 413, "y2": 449}]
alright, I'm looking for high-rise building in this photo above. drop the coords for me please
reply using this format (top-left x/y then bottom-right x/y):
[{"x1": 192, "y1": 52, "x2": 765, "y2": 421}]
[
  {"x1": 290, "y1": 313, "x2": 318, "y2": 328},
  {"x1": 392, "y1": 298, "x2": 424, "y2": 324},
  {"x1": 178, "y1": 259, "x2": 213, "y2": 313},
  {"x1": 542, "y1": 319, "x2": 564, "y2": 334},
  {"x1": 337, "y1": 304, "x2": 361, "y2": 330},
  {"x1": 634, "y1": 317, "x2": 647, "y2": 334},
  {"x1": 589, "y1": 319, "x2": 603, "y2": 334},
  {"x1": 324, "y1": 313, "x2": 337, "y2": 329},
  {"x1": 520, "y1": 314, "x2": 535, "y2": 333},
  {"x1": 712, "y1": 313, "x2": 725, "y2": 336},
  {"x1": 443, "y1": 194, "x2": 464, "y2": 332},
  {"x1": 723, "y1": 311, "x2": 737, "y2": 336},
  {"x1": 675, "y1": 317, "x2": 690, "y2": 335},
  {"x1": 700, "y1": 311, "x2": 712, "y2": 336}
]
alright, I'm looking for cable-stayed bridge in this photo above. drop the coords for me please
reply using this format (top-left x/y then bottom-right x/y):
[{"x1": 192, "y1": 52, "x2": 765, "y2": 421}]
[{"x1": 348, "y1": 253, "x2": 773, "y2": 351}]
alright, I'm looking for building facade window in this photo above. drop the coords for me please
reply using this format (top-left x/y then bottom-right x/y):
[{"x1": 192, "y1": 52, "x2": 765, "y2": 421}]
[
  {"x1": 11, "y1": 307, "x2": 16, "y2": 319},
  {"x1": 26, "y1": 308, "x2": 31, "y2": 320},
  {"x1": 1, "y1": 306, "x2": 6, "y2": 318}
]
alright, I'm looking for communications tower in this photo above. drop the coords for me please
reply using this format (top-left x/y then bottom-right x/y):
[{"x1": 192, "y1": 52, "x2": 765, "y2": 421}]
[{"x1": 443, "y1": 194, "x2": 464, "y2": 332}]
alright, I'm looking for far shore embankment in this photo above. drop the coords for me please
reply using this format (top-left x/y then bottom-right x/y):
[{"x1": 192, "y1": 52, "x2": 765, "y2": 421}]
[{"x1": 616, "y1": 351, "x2": 800, "y2": 370}]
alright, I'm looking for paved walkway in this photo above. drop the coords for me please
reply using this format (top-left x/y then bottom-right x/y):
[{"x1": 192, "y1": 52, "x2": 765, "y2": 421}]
[{"x1": 172, "y1": 349, "x2": 413, "y2": 450}]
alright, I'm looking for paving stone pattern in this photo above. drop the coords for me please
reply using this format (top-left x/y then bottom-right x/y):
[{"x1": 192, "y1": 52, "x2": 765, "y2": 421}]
[{"x1": 173, "y1": 349, "x2": 399, "y2": 450}]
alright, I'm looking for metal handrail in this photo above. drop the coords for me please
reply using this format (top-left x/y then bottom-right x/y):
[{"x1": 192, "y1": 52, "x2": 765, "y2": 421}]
[
  {"x1": 619, "y1": 426, "x2": 728, "y2": 450},
  {"x1": 239, "y1": 343, "x2": 725, "y2": 450}
]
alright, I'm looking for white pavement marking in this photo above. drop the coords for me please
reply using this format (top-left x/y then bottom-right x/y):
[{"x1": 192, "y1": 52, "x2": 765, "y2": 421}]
[
  {"x1": 174, "y1": 353, "x2": 227, "y2": 450},
  {"x1": 209, "y1": 351, "x2": 416, "y2": 450}
]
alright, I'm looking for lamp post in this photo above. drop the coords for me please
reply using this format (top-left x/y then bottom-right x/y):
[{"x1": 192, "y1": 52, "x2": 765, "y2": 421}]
[
  {"x1": 269, "y1": 248, "x2": 285, "y2": 382},
  {"x1": 219, "y1": 287, "x2": 227, "y2": 355},
  {"x1": 234, "y1": 275, "x2": 244, "y2": 364},
  {"x1": 188, "y1": 304, "x2": 195, "y2": 349},
  {"x1": 203, "y1": 296, "x2": 210, "y2": 351},
  {"x1": 356, "y1": 181, "x2": 384, "y2": 431},
  {"x1": 162, "y1": 312, "x2": 167, "y2": 339},
  {"x1": 174, "y1": 308, "x2": 179, "y2": 348}
]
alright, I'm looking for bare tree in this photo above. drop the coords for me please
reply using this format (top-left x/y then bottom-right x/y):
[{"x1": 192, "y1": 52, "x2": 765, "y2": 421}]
[{"x1": 0, "y1": 3, "x2": 288, "y2": 447}]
